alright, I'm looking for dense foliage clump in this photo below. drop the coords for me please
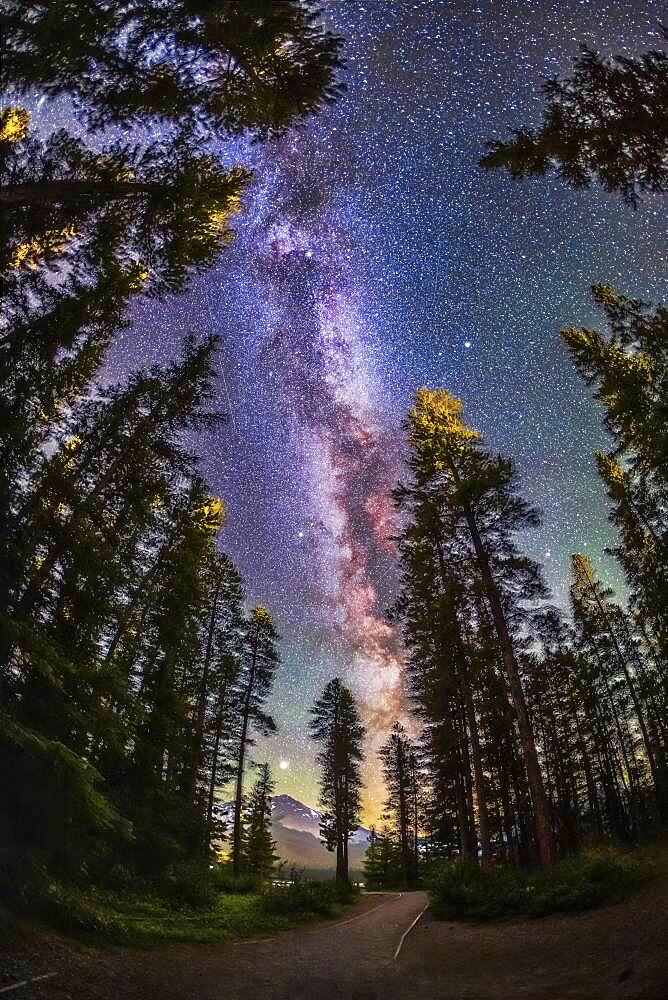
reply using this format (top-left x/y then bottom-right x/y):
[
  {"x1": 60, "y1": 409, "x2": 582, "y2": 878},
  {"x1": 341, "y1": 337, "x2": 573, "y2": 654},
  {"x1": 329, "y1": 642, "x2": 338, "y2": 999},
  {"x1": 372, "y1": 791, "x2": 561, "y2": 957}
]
[{"x1": 429, "y1": 848, "x2": 655, "y2": 921}]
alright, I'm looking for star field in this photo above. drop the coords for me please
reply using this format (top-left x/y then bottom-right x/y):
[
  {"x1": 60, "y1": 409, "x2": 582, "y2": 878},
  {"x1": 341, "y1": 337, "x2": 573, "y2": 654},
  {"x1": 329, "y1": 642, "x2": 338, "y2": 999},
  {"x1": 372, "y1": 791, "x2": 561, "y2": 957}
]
[{"x1": 98, "y1": 0, "x2": 666, "y2": 819}]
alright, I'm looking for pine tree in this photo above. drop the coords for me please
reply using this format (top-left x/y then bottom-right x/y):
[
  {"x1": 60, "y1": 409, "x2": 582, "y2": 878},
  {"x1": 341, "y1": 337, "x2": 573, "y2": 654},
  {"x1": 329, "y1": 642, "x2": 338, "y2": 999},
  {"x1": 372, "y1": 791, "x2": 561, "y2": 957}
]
[
  {"x1": 570, "y1": 553, "x2": 667, "y2": 819},
  {"x1": 309, "y1": 678, "x2": 365, "y2": 884},
  {"x1": 595, "y1": 452, "x2": 668, "y2": 666},
  {"x1": 230, "y1": 607, "x2": 280, "y2": 877},
  {"x1": 378, "y1": 723, "x2": 420, "y2": 886},
  {"x1": 562, "y1": 285, "x2": 667, "y2": 663},
  {"x1": 562, "y1": 285, "x2": 667, "y2": 481},
  {"x1": 480, "y1": 36, "x2": 668, "y2": 206},
  {"x1": 242, "y1": 763, "x2": 279, "y2": 879},
  {"x1": 2, "y1": 1, "x2": 344, "y2": 137},
  {"x1": 363, "y1": 825, "x2": 403, "y2": 889},
  {"x1": 403, "y1": 388, "x2": 556, "y2": 867},
  {"x1": 0, "y1": 259, "x2": 142, "y2": 625},
  {"x1": 1, "y1": 120, "x2": 249, "y2": 294}
]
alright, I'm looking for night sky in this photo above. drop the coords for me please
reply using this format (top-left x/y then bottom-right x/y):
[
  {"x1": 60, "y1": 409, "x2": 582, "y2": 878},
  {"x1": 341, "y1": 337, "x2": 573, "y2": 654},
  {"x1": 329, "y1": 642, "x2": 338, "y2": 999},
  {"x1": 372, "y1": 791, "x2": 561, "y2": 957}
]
[{"x1": 95, "y1": 0, "x2": 666, "y2": 819}]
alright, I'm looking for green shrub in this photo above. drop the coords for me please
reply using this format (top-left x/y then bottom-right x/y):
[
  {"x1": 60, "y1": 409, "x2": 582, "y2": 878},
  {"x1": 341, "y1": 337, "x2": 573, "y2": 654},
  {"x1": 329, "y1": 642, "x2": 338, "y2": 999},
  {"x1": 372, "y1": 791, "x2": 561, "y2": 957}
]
[
  {"x1": 430, "y1": 860, "x2": 526, "y2": 920},
  {"x1": 214, "y1": 869, "x2": 264, "y2": 895},
  {"x1": 158, "y1": 858, "x2": 220, "y2": 908},
  {"x1": 430, "y1": 848, "x2": 654, "y2": 922},
  {"x1": 262, "y1": 874, "x2": 357, "y2": 917},
  {"x1": 526, "y1": 848, "x2": 653, "y2": 917}
]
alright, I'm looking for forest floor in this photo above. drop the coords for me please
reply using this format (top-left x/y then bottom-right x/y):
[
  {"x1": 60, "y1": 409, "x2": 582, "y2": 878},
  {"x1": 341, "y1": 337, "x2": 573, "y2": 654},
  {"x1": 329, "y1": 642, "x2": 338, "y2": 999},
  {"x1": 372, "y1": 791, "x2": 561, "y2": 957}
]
[{"x1": 1, "y1": 850, "x2": 666, "y2": 1000}]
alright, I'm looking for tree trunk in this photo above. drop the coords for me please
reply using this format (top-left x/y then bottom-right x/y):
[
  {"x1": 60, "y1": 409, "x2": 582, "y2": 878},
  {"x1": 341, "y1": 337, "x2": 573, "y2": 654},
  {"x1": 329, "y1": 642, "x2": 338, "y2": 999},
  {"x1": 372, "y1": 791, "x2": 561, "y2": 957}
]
[
  {"x1": 232, "y1": 628, "x2": 259, "y2": 877},
  {"x1": 186, "y1": 576, "x2": 222, "y2": 804},
  {"x1": 0, "y1": 179, "x2": 160, "y2": 207},
  {"x1": 431, "y1": 531, "x2": 492, "y2": 864},
  {"x1": 458, "y1": 494, "x2": 555, "y2": 867},
  {"x1": 206, "y1": 678, "x2": 230, "y2": 847},
  {"x1": 463, "y1": 685, "x2": 491, "y2": 862}
]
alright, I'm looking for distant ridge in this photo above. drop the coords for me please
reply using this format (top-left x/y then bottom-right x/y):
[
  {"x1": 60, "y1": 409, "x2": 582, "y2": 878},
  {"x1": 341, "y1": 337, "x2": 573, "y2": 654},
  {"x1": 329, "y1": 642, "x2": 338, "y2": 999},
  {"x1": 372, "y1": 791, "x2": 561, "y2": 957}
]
[{"x1": 215, "y1": 793, "x2": 370, "y2": 872}]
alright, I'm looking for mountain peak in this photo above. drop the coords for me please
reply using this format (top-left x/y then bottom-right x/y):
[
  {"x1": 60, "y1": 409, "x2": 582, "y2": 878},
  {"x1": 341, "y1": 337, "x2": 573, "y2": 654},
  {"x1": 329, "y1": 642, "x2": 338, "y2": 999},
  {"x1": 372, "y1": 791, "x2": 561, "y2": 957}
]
[{"x1": 214, "y1": 793, "x2": 369, "y2": 871}]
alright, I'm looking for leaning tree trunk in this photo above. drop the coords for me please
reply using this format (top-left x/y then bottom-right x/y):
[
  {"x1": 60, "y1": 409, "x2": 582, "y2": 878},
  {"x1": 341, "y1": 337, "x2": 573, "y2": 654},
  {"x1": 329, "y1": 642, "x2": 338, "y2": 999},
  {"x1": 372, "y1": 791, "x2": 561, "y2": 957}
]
[
  {"x1": 458, "y1": 496, "x2": 555, "y2": 867},
  {"x1": 206, "y1": 675, "x2": 231, "y2": 848},
  {"x1": 462, "y1": 684, "x2": 492, "y2": 862},
  {"x1": 186, "y1": 575, "x2": 222, "y2": 804},
  {"x1": 232, "y1": 629, "x2": 259, "y2": 876}
]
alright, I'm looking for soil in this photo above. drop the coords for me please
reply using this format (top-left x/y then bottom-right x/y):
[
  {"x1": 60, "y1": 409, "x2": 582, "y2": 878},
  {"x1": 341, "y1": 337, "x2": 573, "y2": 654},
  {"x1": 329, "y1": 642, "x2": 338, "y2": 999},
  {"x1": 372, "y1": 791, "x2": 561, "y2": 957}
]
[{"x1": 1, "y1": 859, "x2": 666, "y2": 1000}]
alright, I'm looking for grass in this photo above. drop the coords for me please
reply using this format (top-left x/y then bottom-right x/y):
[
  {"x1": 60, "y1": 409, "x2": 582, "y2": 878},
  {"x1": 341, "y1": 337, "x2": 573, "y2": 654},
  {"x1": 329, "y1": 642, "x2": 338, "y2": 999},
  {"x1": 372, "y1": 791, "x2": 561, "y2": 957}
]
[
  {"x1": 5, "y1": 871, "x2": 359, "y2": 947},
  {"x1": 429, "y1": 846, "x2": 656, "y2": 922}
]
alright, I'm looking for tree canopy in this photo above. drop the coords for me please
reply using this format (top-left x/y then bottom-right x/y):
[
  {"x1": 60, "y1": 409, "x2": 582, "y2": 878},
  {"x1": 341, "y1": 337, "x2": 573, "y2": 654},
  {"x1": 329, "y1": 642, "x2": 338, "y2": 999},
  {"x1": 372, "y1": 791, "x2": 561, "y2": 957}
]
[
  {"x1": 2, "y1": 1, "x2": 344, "y2": 138},
  {"x1": 480, "y1": 37, "x2": 668, "y2": 205}
]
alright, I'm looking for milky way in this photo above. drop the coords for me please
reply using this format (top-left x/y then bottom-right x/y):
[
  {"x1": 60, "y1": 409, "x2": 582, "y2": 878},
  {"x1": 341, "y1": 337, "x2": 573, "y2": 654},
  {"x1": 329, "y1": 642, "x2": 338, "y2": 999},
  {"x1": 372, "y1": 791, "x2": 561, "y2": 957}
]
[{"x1": 99, "y1": 0, "x2": 667, "y2": 818}]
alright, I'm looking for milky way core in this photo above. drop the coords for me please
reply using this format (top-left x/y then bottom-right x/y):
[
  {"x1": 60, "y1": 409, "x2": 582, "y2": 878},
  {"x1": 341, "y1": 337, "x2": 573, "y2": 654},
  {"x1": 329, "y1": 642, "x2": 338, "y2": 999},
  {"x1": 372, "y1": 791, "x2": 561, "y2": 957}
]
[{"x1": 98, "y1": 0, "x2": 666, "y2": 819}]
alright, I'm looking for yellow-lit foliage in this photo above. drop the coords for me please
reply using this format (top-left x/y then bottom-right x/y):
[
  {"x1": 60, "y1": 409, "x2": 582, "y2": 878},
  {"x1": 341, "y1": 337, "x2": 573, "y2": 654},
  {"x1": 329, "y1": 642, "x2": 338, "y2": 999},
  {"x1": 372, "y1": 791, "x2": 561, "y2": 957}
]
[
  {"x1": 595, "y1": 452, "x2": 628, "y2": 501},
  {"x1": 570, "y1": 552, "x2": 596, "y2": 604},
  {"x1": 61, "y1": 435, "x2": 82, "y2": 470},
  {"x1": 194, "y1": 496, "x2": 226, "y2": 535},
  {"x1": 205, "y1": 174, "x2": 246, "y2": 244},
  {"x1": 408, "y1": 387, "x2": 481, "y2": 470},
  {"x1": 251, "y1": 605, "x2": 274, "y2": 629},
  {"x1": 0, "y1": 106, "x2": 30, "y2": 143},
  {"x1": 127, "y1": 263, "x2": 150, "y2": 290},
  {"x1": 10, "y1": 226, "x2": 76, "y2": 270}
]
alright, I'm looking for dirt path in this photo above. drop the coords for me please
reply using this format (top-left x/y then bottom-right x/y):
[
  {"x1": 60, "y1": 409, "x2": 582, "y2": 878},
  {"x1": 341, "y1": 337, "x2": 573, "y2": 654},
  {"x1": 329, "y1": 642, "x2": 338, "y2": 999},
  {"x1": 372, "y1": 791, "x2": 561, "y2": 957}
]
[
  {"x1": 397, "y1": 871, "x2": 668, "y2": 1000},
  {"x1": 1, "y1": 874, "x2": 666, "y2": 1000},
  {"x1": 0, "y1": 893, "x2": 426, "y2": 1000}
]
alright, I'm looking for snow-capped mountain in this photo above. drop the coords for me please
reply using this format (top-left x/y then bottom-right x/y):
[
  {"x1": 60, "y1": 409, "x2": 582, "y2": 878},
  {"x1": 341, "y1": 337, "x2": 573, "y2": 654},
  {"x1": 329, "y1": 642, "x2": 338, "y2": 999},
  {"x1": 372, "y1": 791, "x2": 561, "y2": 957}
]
[{"x1": 214, "y1": 794, "x2": 370, "y2": 873}]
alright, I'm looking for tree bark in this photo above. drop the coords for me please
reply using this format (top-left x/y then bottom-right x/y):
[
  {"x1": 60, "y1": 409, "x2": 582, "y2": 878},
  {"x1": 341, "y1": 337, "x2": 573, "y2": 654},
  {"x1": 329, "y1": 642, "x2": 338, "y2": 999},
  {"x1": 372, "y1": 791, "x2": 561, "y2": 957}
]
[
  {"x1": 0, "y1": 180, "x2": 159, "y2": 207},
  {"x1": 206, "y1": 676, "x2": 230, "y2": 847},
  {"x1": 187, "y1": 574, "x2": 222, "y2": 804},
  {"x1": 456, "y1": 491, "x2": 555, "y2": 867},
  {"x1": 232, "y1": 625, "x2": 259, "y2": 876}
]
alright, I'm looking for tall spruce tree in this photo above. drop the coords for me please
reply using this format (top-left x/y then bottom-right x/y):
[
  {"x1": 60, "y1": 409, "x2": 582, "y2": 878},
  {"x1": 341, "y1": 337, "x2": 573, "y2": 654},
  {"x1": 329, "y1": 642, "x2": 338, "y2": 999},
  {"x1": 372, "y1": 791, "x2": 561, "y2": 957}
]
[
  {"x1": 562, "y1": 285, "x2": 667, "y2": 664},
  {"x1": 1, "y1": 120, "x2": 249, "y2": 294},
  {"x1": 378, "y1": 723, "x2": 420, "y2": 886},
  {"x1": 309, "y1": 678, "x2": 365, "y2": 884},
  {"x1": 403, "y1": 388, "x2": 556, "y2": 867},
  {"x1": 230, "y1": 607, "x2": 279, "y2": 877},
  {"x1": 242, "y1": 762, "x2": 280, "y2": 879},
  {"x1": 480, "y1": 35, "x2": 668, "y2": 205}
]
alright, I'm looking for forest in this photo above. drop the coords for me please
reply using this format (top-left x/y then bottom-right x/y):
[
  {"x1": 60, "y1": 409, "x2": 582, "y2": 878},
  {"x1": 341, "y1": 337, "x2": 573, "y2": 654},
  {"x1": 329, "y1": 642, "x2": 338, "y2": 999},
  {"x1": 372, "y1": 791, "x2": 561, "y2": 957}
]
[{"x1": 0, "y1": 0, "x2": 666, "y2": 943}]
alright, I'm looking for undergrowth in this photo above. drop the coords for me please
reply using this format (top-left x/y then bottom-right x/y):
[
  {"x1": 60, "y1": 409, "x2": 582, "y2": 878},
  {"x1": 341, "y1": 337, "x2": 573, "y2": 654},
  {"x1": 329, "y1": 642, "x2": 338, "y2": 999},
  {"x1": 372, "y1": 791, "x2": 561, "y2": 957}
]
[
  {"x1": 2, "y1": 858, "x2": 358, "y2": 946},
  {"x1": 429, "y1": 846, "x2": 655, "y2": 921}
]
